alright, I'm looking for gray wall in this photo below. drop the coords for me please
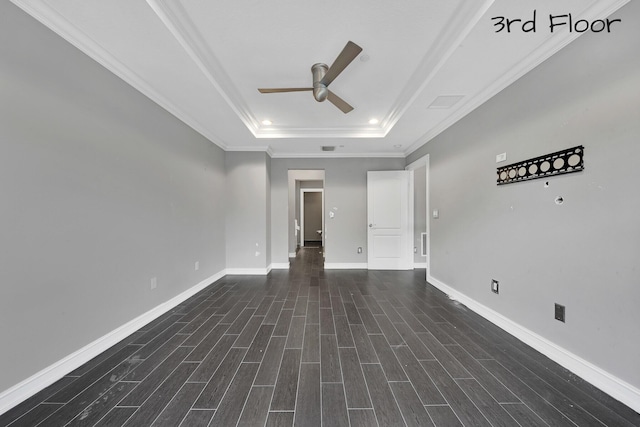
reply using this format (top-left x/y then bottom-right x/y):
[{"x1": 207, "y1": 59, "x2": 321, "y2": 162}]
[
  {"x1": 225, "y1": 152, "x2": 270, "y2": 270},
  {"x1": 272, "y1": 159, "x2": 405, "y2": 265},
  {"x1": 413, "y1": 165, "x2": 427, "y2": 264},
  {"x1": 0, "y1": 2, "x2": 226, "y2": 392},
  {"x1": 407, "y1": 0, "x2": 640, "y2": 390}
]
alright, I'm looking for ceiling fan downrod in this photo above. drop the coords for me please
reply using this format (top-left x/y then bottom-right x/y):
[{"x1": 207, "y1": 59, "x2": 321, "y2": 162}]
[{"x1": 311, "y1": 63, "x2": 329, "y2": 102}]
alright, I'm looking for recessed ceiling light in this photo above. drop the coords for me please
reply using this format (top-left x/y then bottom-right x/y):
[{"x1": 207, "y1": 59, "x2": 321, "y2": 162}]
[
  {"x1": 261, "y1": 119, "x2": 272, "y2": 126},
  {"x1": 368, "y1": 118, "x2": 379, "y2": 125}
]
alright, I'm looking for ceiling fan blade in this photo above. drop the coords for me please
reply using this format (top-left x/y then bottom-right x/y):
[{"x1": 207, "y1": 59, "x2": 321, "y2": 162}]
[
  {"x1": 327, "y1": 90, "x2": 354, "y2": 114},
  {"x1": 320, "y1": 41, "x2": 363, "y2": 87},
  {"x1": 258, "y1": 88, "x2": 312, "y2": 93}
]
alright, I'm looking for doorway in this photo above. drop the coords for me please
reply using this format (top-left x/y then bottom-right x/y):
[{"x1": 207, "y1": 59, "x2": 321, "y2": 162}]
[
  {"x1": 300, "y1": 189, "x2": 324, "y2": 248},
  {"x1": 287, "y1": 170, "x2": 325, "y2": 259},
  {"x1": 406, "y1": 154, "x2": 430, "y2": 277}
]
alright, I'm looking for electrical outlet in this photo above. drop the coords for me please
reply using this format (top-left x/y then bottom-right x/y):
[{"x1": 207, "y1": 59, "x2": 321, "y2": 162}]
[
  {"x1": 357, "y1": 247, "x2": 362, "y2": 254},
  {"x1": 491, "y1": 279, "x2": 499, "y2": 294},
  {"x1": 150, "y1": 277, "x2": 157, "y2": 290},
  {"x1": 195, "y1": 261, "x2": 199, "y2": 271},
  {"x1": 555, "y1": 303, "x2": 566, "y2": 322}
]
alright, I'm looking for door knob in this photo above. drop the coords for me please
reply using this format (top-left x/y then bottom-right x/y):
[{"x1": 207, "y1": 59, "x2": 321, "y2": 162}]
[{"x1": 369, "y1": 223, "x2": 373, "y2": 228}]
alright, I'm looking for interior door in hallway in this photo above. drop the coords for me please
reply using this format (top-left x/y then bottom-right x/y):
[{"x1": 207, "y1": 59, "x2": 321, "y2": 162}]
[{"x1": 367, "y1": 171, "x2": 412, "y2": 270}]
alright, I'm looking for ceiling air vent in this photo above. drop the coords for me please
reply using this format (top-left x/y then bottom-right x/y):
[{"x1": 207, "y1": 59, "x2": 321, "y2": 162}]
[
  {"x1": 322, "y1": 146, "x2": 336, "y2": 152},
  {"x1": 428, "y1": 95, "x2": 465, "y2": 109}
]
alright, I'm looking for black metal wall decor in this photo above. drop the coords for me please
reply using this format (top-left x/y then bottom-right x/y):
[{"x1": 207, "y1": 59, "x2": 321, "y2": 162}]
[{"x1": 497, "y1": 145, "x2": 584, "y2": 185}]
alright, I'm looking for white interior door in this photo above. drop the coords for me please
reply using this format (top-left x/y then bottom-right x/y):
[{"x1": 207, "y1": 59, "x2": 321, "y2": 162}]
[{"x1": 367, "y1": 171, "x2": 412, "y2": 270}]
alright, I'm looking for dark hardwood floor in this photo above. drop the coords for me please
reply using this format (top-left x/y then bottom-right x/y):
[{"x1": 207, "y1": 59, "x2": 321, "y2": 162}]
[{"x1": 2, "y1": 248, "x2": 639, "y2": 426}]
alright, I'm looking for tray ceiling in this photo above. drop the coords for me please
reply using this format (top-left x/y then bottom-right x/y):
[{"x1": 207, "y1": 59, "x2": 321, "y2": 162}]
[{"x1": 11, "y1": 0, "x2": 628, "y2": 157}]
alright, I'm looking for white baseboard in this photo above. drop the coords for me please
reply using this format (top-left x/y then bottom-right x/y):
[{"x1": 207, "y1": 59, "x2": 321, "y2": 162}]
[
  {"x1": 225, "y1": 268, "x2": 270, "y2": 275},
  {"x1": 270, "y1": 263, "x2": 290, "y2": 270},
  {"x1": 324, "y1": 263, "x2": 368, "y2": 270},
  {"x1": 426, "y1": 273, "x2": 640, "y2": 414},
  {"x1": 0, "y1": 270, "x2": 226, "y2": 416},
  {"x1": 414, "y1": 263, "x2": 428, "y2": 269}
]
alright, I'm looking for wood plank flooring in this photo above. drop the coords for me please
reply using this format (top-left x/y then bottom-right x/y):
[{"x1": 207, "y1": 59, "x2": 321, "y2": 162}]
[{"x1": 2, "y1": 248, "x2": 639, "y2": 426}]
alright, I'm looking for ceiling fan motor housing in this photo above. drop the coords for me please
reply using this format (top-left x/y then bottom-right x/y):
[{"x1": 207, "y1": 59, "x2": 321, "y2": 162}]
[{"x1": 311, "y1": 63, "x2": 329, "y2": 102}]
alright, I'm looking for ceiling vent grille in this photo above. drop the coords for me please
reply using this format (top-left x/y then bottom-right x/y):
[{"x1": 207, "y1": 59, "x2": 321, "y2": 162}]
[
  {"x1": 322, "y1": 146, "x2": 336, "y2": 152},
  {"x1": 428, "y1": 95, "x2": 465, "y2": 109}
]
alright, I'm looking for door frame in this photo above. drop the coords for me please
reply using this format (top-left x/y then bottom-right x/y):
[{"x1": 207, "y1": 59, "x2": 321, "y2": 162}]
[
  {"x1": 406, "y1": 154, "x2": 430, "y2": 276},
  {"x1": 300, "y1": 188, "x2": 324, "y2": 248}
]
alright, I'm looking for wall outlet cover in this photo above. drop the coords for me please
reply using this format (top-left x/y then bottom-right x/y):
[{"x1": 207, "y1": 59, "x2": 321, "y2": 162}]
[
  {"x1": 555, "y1": 303, "x2": 566, "y2": 322},
  {"x1": 491, "y1": 279, "x2": 499, "y2": 294}
]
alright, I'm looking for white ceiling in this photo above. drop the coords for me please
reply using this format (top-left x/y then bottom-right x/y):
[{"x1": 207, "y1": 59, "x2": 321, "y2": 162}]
[{"x1": 11, "y1": 0, "x2": 628, "y2": 157}]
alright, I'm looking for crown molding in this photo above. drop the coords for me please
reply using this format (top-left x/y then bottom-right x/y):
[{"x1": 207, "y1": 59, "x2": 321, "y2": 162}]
[
  {"x1": 270, "y1": 151, "x2": 406, "y2": 159},
  {"x1": 147, "y1": 0, "x2": 261, "y2": 137},
  {"x1": 405, "y1": 0, "x2": 630, "y2": 156},
  {"x1": 225, "y1": 146, "x2": 272, "y2": 152},
  {"x1": 252, "y1": 127, "x2": 386, "y2": 139},
  {"x1": 9, "y1": 0, "x2": 228, "y2": 151},
  {"x1": 382, "y1": 0, "x2": 495, "y2": 137}
]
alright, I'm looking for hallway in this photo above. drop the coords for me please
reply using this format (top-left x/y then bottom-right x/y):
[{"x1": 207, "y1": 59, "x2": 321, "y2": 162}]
[{"x1": 1, "y1": 249, "x2": 638, "y2": 426}]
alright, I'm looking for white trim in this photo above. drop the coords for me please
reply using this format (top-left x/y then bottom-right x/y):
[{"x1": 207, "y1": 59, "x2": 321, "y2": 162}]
[
  {"x1": 426, "y1": 273, "x2": 640, "y2": 414},
  {"x1": 408, "y1": 169, "x2": 415, "y2": 270},
  {"x1": 425, "y1": 156, "x2": 430, "y2": 272},
  {"x1": 414, "y1": 263, "x2": 428, "y2": 269},
  {"x1": 405, "y1": 155, "x2": 428, "y2": 171},
  {"x1": 225, "y1": 146, "x2": 272, "y2": 153},
  {"x1": 270, "y1": 152, "x2": 406, "y2": 159},
  {"x1": 225, "y1": 268, "x2": 270, "y2": 275},
  {"x1": 324, "y1": 263, "x2": 368, "y2": 270},
  {"x1": 410, "y1": 154, "x2": 432, "y2": 273},
  {"x1": 269, "y1": 263, "x2": 290, "y2": 270},
  {"x1": 0, "y1": 270, "x2": 225, "y2": 416}
]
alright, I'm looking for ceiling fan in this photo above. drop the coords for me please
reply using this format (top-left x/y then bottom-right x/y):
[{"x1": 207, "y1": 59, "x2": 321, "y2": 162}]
[{"x1": 258, "y1": 41, "x2": 363, "y2": 114}]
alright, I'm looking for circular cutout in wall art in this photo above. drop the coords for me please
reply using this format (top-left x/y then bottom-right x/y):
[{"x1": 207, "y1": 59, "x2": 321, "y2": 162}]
[
  {"x1": 568, "y1": 154, "x2": 581, "y2": 167},
  {"x1": 508, "y1": 169, "x2": 517, "y2": 178},
  {"x1": 518, "y1": 167, "x2": 526, "y2": 176},
  {"x1": 553, "y1": 157, "x2": 565, "y2": 169},
  {"x1": 500, "y1": 171, "x2": 507, "y2": 180},
  {"x1": 540, "y1": 161, "x2": 551, "y2": 172},
  {"x1": 529, "y1": 164, "x2": 538, "y2": 174}
]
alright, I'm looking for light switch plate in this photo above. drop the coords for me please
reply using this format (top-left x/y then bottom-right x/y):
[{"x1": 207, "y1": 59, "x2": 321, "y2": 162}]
[{"x1": 496, "y1": 152, "x2": 507, "y2": 163}]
